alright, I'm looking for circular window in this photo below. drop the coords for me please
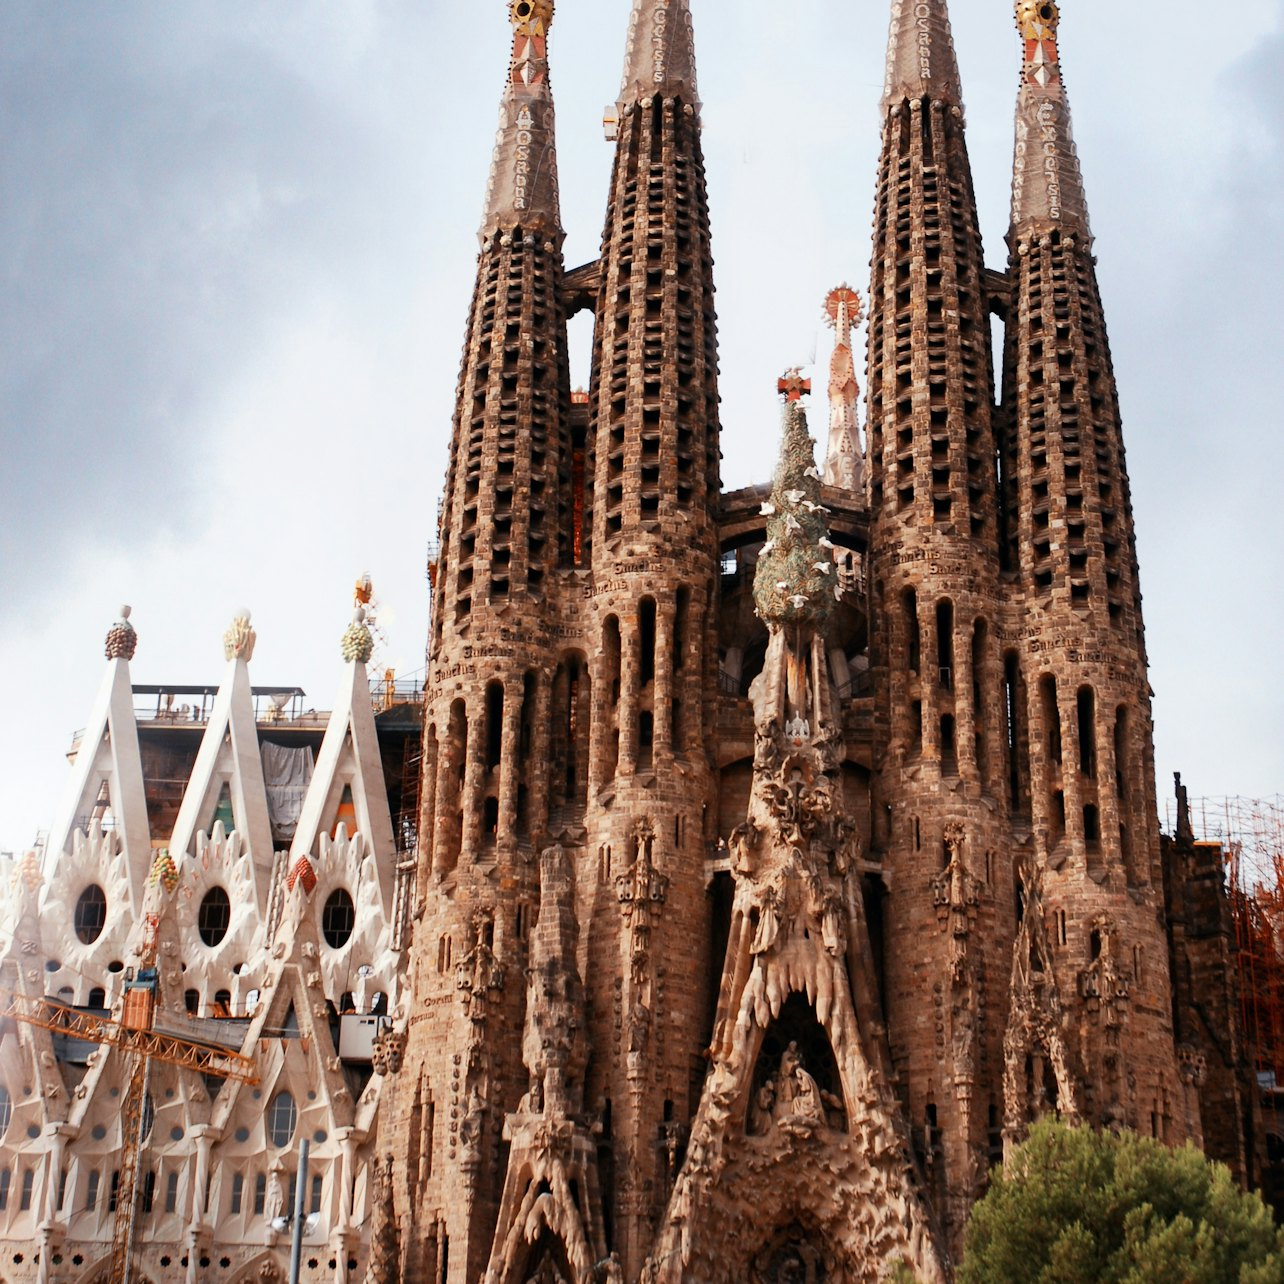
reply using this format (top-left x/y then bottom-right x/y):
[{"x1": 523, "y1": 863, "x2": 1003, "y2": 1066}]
[
  {"x1": 74, "y1": 885, "x2": 107, "y2": 944},
  {"x1": 0, "y1": 1087, "x2": 11, "y2": 1135},
  {"x1": 198, "y1": 888, "x2": 232, "y2": 947},
  {"x1": 268, "y1": 1092, "x2": 297, "y2": 1148},
  {"x1": 321, "y1": 890, "x2": 356, "y2": 949}
]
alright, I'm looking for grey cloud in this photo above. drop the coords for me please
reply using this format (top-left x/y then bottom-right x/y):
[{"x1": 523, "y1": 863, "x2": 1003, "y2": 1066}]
[{"x1": 0, "y1": 3, "x2": 387, "y2": 597}]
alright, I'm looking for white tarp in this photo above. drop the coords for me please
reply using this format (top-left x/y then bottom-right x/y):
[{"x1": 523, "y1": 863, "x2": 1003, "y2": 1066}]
[{"x1": 260, "y1": 742, "x2": 315, "y2": 841}]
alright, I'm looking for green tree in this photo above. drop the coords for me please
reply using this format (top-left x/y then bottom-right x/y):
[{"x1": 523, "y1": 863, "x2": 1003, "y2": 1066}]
[{"x1": 960, "y1": 1120, "x2": 1284, "y2": 1284}]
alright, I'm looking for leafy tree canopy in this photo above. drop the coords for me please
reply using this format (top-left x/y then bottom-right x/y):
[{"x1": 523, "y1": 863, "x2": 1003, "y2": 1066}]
[{"x1": 960, "y1": 1121, "x2": 1284, "y2": 1284}]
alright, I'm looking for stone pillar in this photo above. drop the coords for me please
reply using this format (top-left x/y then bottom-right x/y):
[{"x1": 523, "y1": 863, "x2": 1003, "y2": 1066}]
[
  {"x1": 184, "y1": 1126, "x2": 217, "y2": 1284},
  {"x1": 461, "y1": 701, "x2": 487, "y2": 863},
  {"x1": 619, "y1": 615, "x2": 640, "y2": 776},
  {"x1": 529, "y1": 672, "x2": 553, "y2": 840},
  {"x1": 497, "y1": 677, "x2": 524, "y2": 847}
]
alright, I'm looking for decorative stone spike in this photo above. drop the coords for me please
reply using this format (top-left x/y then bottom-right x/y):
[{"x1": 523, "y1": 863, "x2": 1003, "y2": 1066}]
[
  {"x1": 105, "y1": 605, "x2": 137, "y2": 661},
  {"x1": 341, "y1": 607, "x2": 375, "y2": 665},
  {"x1": 223, "y1": 610, "x2": 256, "y2": 663}
]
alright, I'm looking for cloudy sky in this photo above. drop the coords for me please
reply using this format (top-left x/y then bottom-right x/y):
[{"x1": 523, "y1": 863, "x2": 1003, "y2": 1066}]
[{"x1": 2, "y1": 0, "x2": 1281, "y2": 855}]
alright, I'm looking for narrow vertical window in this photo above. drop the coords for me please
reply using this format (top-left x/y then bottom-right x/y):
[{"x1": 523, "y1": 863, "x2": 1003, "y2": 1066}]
[
  {"x1": 1077, "y1": 686, "x2": 1097, "y2": 777},
  {"x1": 86, "y1": 1170, "x2": 100, "y2": 1211},
  {"x1": 231, "y1": 1173, "x2": 244, "y2": 1215}
]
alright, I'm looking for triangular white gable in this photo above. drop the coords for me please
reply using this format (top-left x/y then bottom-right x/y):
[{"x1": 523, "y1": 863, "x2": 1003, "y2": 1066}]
[
  {"x1": 289, "y1": 658, "x2": 396, "y2": 915},
  {"x1": 169, "y1": 655, "x2": 275, "y2": 913},
  {"x1": 45, "y1": 655, "x2": 150, "y2": 913}
]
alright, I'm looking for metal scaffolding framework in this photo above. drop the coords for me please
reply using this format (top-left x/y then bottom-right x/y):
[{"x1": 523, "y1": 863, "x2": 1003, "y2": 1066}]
[{"x1": 1175, "y1": 796, "x2": 1284, "y2": 1086}]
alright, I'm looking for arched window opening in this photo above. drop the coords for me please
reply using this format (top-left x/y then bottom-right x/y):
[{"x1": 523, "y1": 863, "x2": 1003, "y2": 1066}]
[
  {"x1": 638, "y1": 711, "x2": 654, "y2": 769},
  {"x1": 1077, "y1": 687, "x2": 1097, "y2": 778},
  {"x1": 903, "y1": 590, "x2": 921, "y2": 675},
  {"x1": 1039, "y1": 675, "x2": 1061, "y2": 766},
  {"x1": 639, "y1": 598, "x2": 657, "y2": 687},
  {"x1": 483, "y1": 796, "x2": 500, "y2": 842},
  {"x1": 485, "y1": 682, "x2": 504, "y2": 773},
  {"x1": 674, "y1": 587, "x2": 690, "y2": 673},
  {"x1": 268, "y1": 1092, "x2": 297, "y2": 1148},
  {"x1": 1083, "y1": 804, "x2": 1101, "y2": 844},
  {"x1": 936, "y1": 600, "x2": 954, "y2": 689},
  {"x1": 184, "y1": 989, "x2": 200, "y2": 1015},
  {"x1": 87, "y1": 987, "x2": 106, "y2": 1009},
  {"x1": 940, "y1": 715, "x2": 957, "y2": 775},
  {"x1": 519, "y1": 671, "x2": 537, "y2": 767},
  {"x1": 909, "y1": 700, "x2": 923, "y2": 755}
]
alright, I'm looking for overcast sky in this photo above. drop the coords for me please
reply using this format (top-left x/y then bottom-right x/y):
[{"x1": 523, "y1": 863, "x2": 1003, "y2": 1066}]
[{"x1": 2, "y1": 0, "x2": 1281, "y2": 856}]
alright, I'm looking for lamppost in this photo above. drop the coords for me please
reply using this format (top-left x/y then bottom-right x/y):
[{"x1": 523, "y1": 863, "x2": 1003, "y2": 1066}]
[{"x1": 268, "y1": 1138, "x2": 319, "y2": 1284}]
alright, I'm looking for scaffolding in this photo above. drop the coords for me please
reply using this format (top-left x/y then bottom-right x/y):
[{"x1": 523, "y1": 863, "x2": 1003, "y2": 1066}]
[{"x1": 1176, "y1": 797, "x2": 1284, "y2": 1087}]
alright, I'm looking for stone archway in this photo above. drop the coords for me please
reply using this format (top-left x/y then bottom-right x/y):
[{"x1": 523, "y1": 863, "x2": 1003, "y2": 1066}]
[
  {"x1": 513, "y1": 1228, "x2": 574, "y2": 1284},
  {"x1": 750, "y1": 1220, "x2": 836, "y2": 1284},
  {"x1": 228, "y1": 1251, "x2": 287, "y2": 1283}
]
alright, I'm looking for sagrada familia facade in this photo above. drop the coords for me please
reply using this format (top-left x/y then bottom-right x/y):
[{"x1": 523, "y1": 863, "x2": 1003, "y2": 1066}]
[{"x1": 0, "y1": 1, "x2": 1258, "y2": 1282}]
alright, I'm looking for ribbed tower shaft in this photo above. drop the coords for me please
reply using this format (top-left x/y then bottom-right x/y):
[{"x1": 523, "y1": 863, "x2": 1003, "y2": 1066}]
[
  {"x1": 866, "y1": 0, "x2": 1014, "y2": 1248},
  {"x1": 577, "y1": 1, "x2": 721, "y2": 1273},
  {"x1": 398, "y1": 6, "x2": 574, "y2": 1279},
  {"x1": 999, "y1": 0, "x2": 1179, "y2": 1150}
]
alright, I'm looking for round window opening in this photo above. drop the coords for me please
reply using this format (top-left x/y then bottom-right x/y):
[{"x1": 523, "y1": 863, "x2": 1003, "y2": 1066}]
[
  {"x1": 198, "y1": 887, "x2": 232, "y2": 948},
  {"x1": 74, "y1": 885, "x2": 107, "y2": 944},
  {"x1": 322, "y1": 889, "x2": 356, "y2": 950},
  {"x1": 268, "y1": 1091, "x2": 297, "y2": 1148}
]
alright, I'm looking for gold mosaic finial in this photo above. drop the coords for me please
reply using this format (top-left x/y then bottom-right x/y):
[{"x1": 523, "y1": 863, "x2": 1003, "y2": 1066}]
[
  {"x1": 1017, "y1": 0, "x2": 1059, "y2": 41},
  {"x1": 1017, "y1": 1, "x2": 1061, "y2": 87},
  {"x1": 105, "y1": 604, "x2": 138, "y2": 662},
  {"x1": 223, "y1": 610, "x2": 256, "y2": 663},
  {"x1": 511, "y1": 0, "x2": 553, "y2": 36}
]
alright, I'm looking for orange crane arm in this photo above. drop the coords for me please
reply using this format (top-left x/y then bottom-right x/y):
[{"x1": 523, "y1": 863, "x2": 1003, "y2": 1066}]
[{"x1": 0, "y1": 991, "x2": 259, "y2": 1084}]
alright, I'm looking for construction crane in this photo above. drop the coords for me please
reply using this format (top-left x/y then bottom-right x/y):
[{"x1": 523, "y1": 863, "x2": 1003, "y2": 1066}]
[{"x1": 0, "y1": 913, "x2": 258, "y2": 1284}]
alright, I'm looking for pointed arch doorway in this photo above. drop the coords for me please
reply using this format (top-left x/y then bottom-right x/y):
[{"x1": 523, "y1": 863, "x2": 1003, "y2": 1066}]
[{"x1": 751, "y1": 1221, "x2": 835, "y2": 1283}]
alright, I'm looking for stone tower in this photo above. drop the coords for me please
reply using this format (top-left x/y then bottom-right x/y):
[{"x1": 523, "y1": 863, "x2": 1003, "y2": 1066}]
[
  {"x1": 380, "y1": 2, "x2": 1197, "y2": 1281},
  {"x1": 393, "y1": 1, "x2": 575, "y2": 1277},
  {"x1": 996, "y1": 0, "x2": 1181, "y2": 1163},
  {"x1": 865, "y1": 0, "x2": 1012, "y2": 1242}
]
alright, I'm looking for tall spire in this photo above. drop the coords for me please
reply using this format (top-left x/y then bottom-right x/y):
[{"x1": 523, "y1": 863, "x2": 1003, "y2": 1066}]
[
  {"x1": 618, "y1": 0, "x2": 700, "y2": 112},
  {"x1": 823, "y1": 286, "x2": 864, "y2": 494},
  {"x1": 481, "y1": 0, "x2": 562, "y2": 241},
  {"x1": 882, "y1": 0, "x2": 963, "y2": 108},
  {"x1": 1010, "y1": 1, "x2": 1090, "y2": 234}
]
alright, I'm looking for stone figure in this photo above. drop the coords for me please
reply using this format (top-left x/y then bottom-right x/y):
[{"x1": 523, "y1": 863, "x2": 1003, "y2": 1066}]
[{"x1": 750, "y1": 1077, "x2": 777, "y2": 1136}]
